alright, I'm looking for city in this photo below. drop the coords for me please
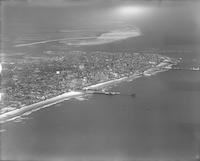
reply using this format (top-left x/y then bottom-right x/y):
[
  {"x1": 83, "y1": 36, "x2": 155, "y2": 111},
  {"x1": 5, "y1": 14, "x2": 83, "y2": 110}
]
[{"x1": 1, "y1": 51, "x2": 177, "y2": 113}]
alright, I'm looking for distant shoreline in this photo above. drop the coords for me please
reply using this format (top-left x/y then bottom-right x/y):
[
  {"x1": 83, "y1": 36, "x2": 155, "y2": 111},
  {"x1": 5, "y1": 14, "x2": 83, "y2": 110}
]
[
  {"x1": 0, "y1": 58, "x2": 174, "y2": 123},
  {"x1": 14, "y1": 27, "x2": 141, "y2": 47}
]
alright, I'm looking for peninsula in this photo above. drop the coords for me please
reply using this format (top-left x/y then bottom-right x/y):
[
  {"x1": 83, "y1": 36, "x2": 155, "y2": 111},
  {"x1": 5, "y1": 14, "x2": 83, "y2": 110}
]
[{"x1": 1, "y1": 51, "x2": 178, "y2": 122}]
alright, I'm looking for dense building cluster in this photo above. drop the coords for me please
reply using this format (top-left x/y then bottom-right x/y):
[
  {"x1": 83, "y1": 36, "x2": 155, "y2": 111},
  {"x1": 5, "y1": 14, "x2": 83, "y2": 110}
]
[{"x1": 1, "y1": 51, "x2": 175, "y2": 110}]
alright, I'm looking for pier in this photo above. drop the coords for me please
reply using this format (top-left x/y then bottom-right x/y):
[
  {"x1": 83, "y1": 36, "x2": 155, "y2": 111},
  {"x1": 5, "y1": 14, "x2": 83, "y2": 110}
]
[
  {"x1": 171, "y1": 67, "x2": 200, "y2": 71},
  {"x1": 85, "y1": 90, "x2": 120, "y2": 96}
]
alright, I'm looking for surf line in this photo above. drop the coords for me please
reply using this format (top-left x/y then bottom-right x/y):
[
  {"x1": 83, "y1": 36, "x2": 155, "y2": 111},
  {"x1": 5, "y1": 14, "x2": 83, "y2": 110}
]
[
  {"x1": 0, "y1": 73, "x2": 141, "y2": 123},
  {"x1": 14, "y1": 37, "x2": 97, "y2": 47},
  {"x1": 0, "y1": 91, "x2": 84, "y2": 123},
  {"x1": 0, "y1": 58, "x2": 175, "y2": 123}
]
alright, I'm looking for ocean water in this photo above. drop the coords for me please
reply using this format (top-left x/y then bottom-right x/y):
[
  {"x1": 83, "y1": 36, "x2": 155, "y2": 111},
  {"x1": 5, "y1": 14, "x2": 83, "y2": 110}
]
[{"x1": 1, "y1": 1, "x2": 200, "y2": 161}]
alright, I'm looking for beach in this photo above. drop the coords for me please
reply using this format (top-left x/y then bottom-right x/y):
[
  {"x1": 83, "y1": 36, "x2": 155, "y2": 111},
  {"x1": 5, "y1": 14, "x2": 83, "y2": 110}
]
[
  {"x1": 0, "y1": 91, "x2": 83, "y2": 123},
  {"x1": 0, "y1": 58, "x2": 174, "y2": 123}
]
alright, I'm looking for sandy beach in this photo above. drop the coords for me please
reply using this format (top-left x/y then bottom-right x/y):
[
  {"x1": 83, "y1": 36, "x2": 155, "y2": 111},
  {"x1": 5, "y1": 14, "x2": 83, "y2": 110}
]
[
  {"x1": 0, "y1": 75, "x2": 139, "y2": 123},
  {"x1": 0, "y1": 91, "x2": 83, "y2": 123}
]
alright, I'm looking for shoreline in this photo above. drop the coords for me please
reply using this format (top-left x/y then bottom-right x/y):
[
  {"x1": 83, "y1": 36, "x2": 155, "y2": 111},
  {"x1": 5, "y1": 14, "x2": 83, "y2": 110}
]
[
  {"x1": 14, "y1": 28, "x2": 141, "y2": 47},
  {"x1": 0, "y1": 91, "x2": 83, "y2": 123},
  {"x1": 0, "y1": 59, "x2": 174, "y2": 123}
]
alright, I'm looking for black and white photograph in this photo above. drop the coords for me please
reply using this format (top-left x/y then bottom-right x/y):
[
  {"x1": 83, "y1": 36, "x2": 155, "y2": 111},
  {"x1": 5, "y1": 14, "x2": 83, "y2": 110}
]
[{"x1": 0, "y1": 0, "x2": 200, "y2": 160}]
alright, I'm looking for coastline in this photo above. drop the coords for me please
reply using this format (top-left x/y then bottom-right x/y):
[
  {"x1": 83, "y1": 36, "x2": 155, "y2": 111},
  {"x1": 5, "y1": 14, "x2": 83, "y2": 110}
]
[
  {"x1": 0, "y1": 58, "x2": 175, "y2": 123},
  {"x1": 83, "y1": 76, "x2": 129, "y2": 90},
  {"x1": 14, "y1": 28, "x2": 141, "y2": 47},
  {"x1": 0, "y1": 91, "x2": 83, "y2": 123}
]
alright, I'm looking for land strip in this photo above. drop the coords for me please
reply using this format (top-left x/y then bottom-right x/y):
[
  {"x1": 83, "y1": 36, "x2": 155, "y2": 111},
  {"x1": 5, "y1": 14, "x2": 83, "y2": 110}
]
[{"x1": 0, "y1": 58, "x2": 176, "y2": 123}]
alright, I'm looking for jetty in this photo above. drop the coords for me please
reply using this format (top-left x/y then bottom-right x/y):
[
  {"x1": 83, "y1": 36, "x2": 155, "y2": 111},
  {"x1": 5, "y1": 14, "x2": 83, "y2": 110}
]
[
  {"x1": 85, "y1": 90, "x2": 120, "y2": 96},
  {"x1": 172, "y1": 67, "x2": 200, "y2": 71}
]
